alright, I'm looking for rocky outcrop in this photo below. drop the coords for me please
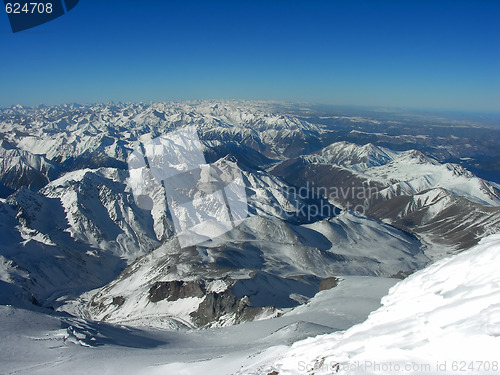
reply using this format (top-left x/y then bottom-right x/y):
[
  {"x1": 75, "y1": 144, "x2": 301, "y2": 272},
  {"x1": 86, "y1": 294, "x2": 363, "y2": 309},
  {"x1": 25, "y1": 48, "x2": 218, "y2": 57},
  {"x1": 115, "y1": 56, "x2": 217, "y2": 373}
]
[
  {"x1": 148, "y1": 280, "x2": 205, "y2": 302},
  {"x1": 190, "y1": 289, "x2": 265, "y2": 327},
  {"x1": 111, "y1": 296, "x2": 125, "y2": 306},
  {"x1": 319, "y1": 276, "x2": 341, "y2": 291}
]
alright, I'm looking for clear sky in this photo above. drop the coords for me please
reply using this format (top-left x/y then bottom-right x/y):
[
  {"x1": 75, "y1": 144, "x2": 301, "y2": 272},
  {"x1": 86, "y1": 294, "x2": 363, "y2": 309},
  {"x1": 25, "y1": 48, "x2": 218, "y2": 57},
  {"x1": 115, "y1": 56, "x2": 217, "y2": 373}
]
[{"x1": 1, "y1": 0, "x2": 499, "y2": 111}]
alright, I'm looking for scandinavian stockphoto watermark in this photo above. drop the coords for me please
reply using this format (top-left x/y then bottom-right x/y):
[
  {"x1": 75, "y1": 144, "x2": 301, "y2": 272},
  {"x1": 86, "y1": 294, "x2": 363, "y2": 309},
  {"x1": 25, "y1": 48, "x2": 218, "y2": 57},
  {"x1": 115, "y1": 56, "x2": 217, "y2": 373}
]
[
  {"x1": 284, "y1": 181, "x2": 379, "y2": 218},
  {"x1": 127, "y1": 126, "x2": 248, "y2": 248}
]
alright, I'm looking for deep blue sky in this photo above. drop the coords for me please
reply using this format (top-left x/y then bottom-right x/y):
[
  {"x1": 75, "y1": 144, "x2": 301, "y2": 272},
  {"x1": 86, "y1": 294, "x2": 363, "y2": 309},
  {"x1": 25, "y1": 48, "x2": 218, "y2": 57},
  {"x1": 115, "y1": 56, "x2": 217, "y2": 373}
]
[{"x1": 1, "y1": 0, "x2": 499, "y2": 111}]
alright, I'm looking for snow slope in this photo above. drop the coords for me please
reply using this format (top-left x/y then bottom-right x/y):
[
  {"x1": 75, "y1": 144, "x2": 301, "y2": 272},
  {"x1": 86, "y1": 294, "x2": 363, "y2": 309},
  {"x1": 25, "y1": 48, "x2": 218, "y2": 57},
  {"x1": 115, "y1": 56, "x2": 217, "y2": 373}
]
[
  {"x1": 244, "y1": 233, "x2": 500, "y2": 375},
  {"x1": 2, "y1": 233, "x2": 486, "y2": 374},
  {"x1": 0, "y1": 276, "x2": 397, "y2": 375}
]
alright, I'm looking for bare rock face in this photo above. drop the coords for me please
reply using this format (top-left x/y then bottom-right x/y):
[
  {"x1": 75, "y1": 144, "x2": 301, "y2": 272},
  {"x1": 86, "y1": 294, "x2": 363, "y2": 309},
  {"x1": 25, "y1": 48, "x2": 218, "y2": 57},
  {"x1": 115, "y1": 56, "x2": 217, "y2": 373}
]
[
  {"x1": 319, "y1": 276, "x2": 341, "y2": 291},
  {"x1": 190, "y1": 289, "x2": 264, "y2": 327},
  {"x1": 111, "y1": 296, "x2": 125, "y2": 306},
  {"x1": 148, "y1": 280, "x2": 205, "y2": 302},
  {"x1": 144, "y1": 278, "x2": 267, "y2": 327}
]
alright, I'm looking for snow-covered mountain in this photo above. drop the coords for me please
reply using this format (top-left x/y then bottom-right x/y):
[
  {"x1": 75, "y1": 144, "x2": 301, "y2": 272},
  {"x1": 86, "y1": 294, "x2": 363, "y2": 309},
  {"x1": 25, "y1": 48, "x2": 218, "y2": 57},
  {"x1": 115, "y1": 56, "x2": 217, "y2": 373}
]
[
  {"x1": 0, "y1": 101, "x2": 325, "y2": 168},
  {"x1": 280, "y1": 141, "x2": 500, "y2": 206},
  {"x1": 367, "y1": 149, "x2": 500, "y2": 206},
  {"x1": 0, "y1": 101, "x2": 499, "y2": 374},
  {"x1": 272, "y1": 140, "x2": 500, "y2": 255},
  {"x1": 58, "y1": 155, "x2": 426, "y2": 328},
  {"x1": 0, "y1": 128, "x2": 429, "y2": 326},
  {"x1": 0, "y1": 188, "x2": 127, "y2": 307},
  {"x1": 0, "y1": 140, "x2": 59, "y2": 193},
  {"x1": 304, "y1": 141, "x2": 399, "y2": 170},
  {"x1": 1, "y1": 101, "x2": 325, "y2": 311},
  {"x1": 0, "y1": 164, "x2": 168, "y2": 308},
  {"x1": 0, "y1": 101, "x2": 497, "y2": 324},
  {"x1": 80, "y1": 211, "x2": 426, "y2": 328}
]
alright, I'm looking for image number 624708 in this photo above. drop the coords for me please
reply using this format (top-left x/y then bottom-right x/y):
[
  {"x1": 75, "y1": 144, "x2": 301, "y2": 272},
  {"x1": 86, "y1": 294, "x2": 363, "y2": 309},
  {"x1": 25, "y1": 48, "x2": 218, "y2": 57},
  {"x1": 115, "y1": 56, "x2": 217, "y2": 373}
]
[
  {"x1": 4, "y1": 0, "x2": 79, "y2": 33},
  {"x1": 5, "y1": 2, "x2": 53, "y2": 14}
]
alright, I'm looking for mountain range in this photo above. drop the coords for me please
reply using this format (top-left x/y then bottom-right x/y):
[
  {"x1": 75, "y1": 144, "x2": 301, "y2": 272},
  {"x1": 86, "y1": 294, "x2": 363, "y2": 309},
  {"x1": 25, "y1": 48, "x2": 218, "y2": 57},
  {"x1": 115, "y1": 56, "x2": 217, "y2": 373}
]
[{"x1": 0, "y1": 100, "x2": 499, "y2": 373}]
